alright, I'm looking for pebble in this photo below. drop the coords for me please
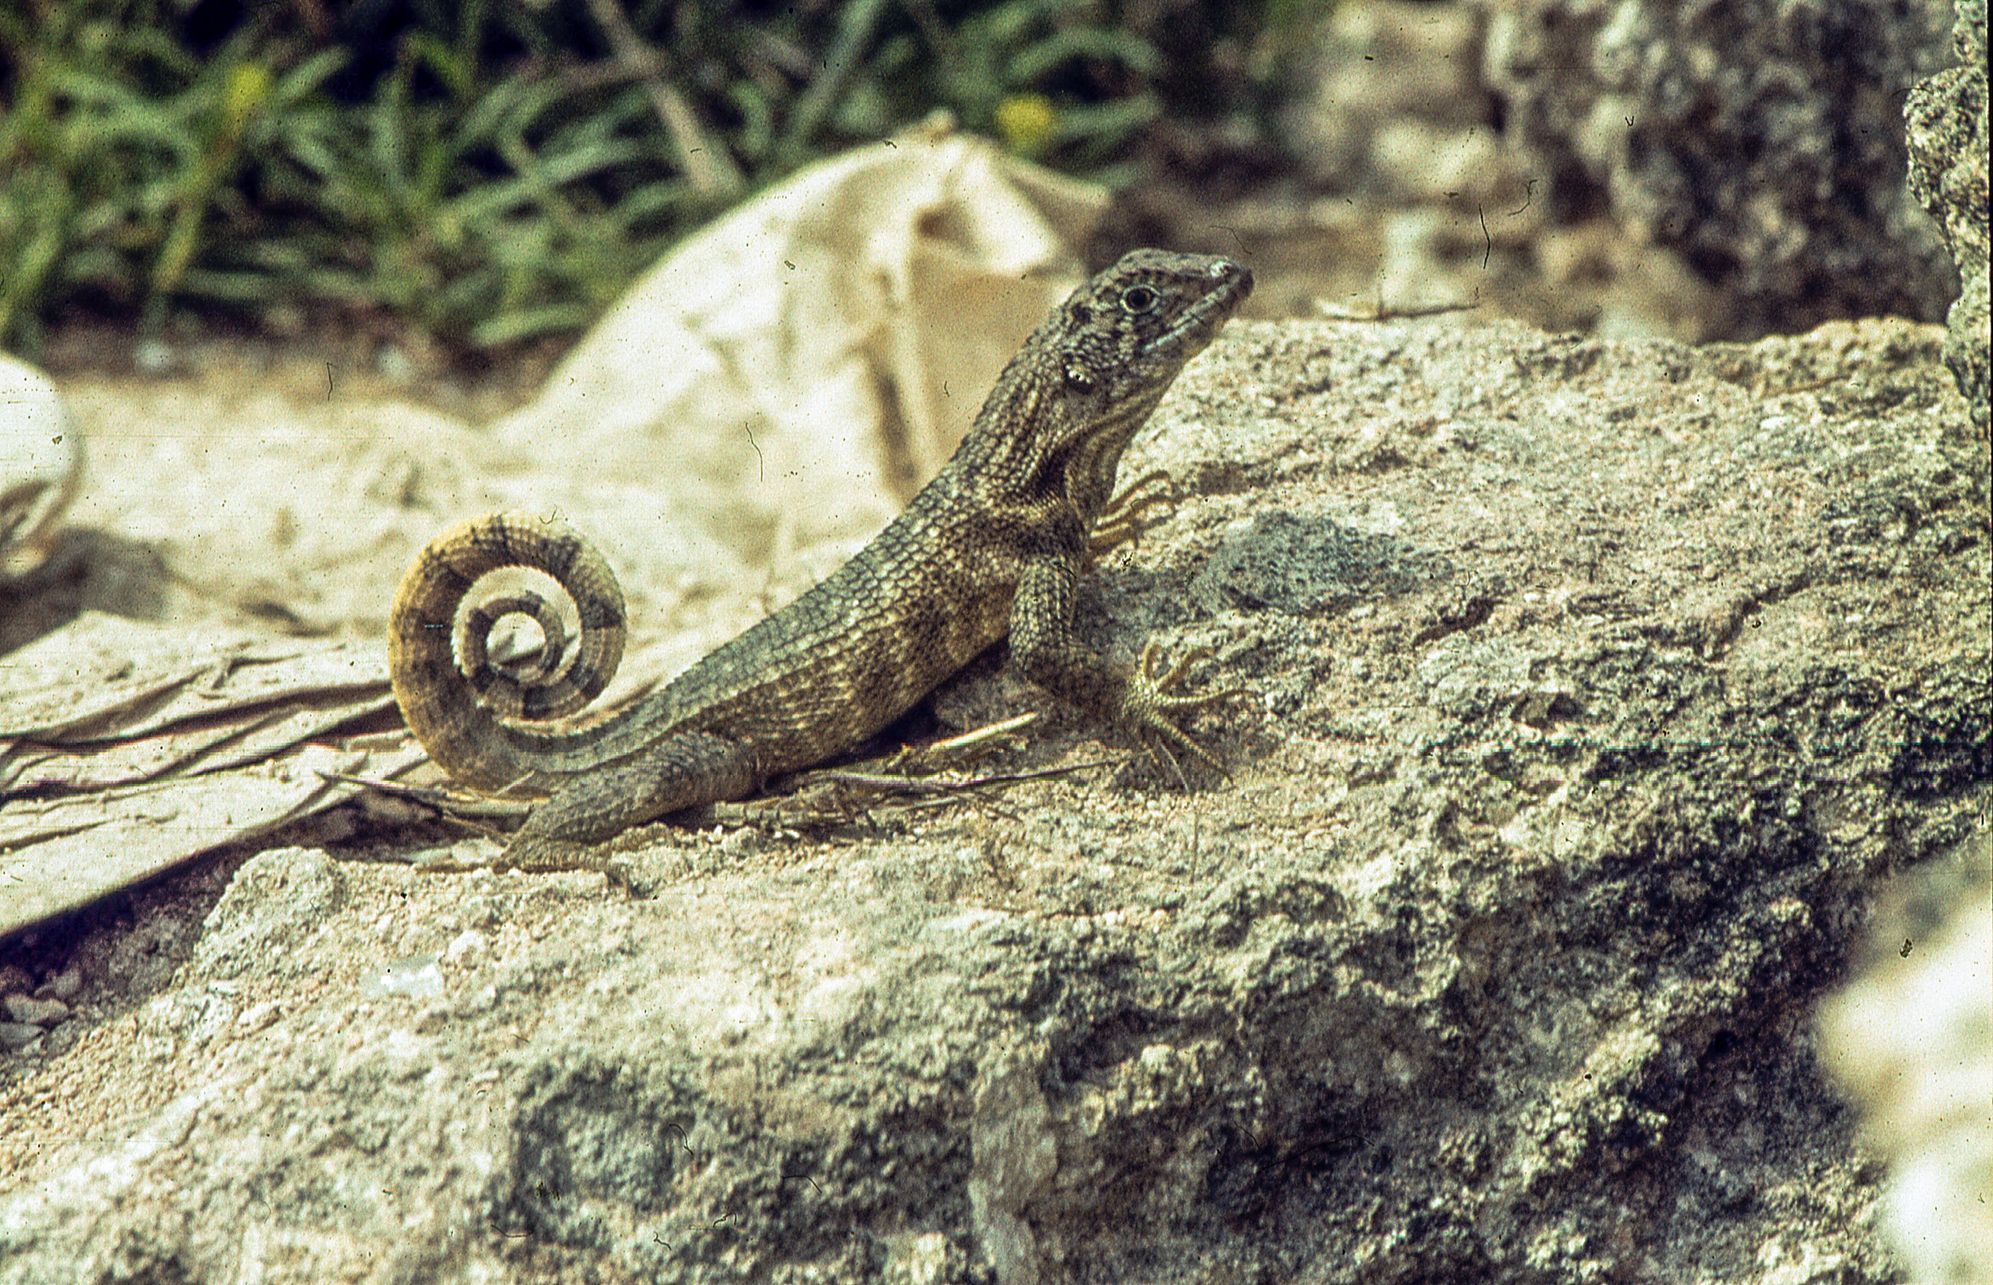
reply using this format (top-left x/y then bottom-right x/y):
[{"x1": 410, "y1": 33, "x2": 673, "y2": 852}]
[
  {"x1": 2, "y1": 993, "x2": 68, "y2": 1027},
  {"x1": 0, "y1": 1022, "x2": 45, "y2": 1052},
  {"x1": 364, "y1": 956, "x2": 445, "y2": 1000},
  {"x1": 444, "y1": 929, "x2": 489, "y2": 966},
  {"x1": 40, "y1": 965, "x2": 83, "y2": 1002}
]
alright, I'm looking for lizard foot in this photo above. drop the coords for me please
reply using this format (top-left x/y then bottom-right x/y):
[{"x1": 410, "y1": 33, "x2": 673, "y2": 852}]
[
  {"x1": 1089, "y1": 470, "x2": 1177, "y2": 557},
  {"x1": 1121, "y1": 641, "x2": 1245, "y2": 784},
  {"x1": 504, "y1": 832, "x2": 638, "y2": 896}
]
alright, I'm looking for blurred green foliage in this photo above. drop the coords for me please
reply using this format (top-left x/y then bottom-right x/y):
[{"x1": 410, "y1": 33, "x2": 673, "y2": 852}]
[{"x1": 0, "y1": 0, "x2": 1313, "y2": 358}]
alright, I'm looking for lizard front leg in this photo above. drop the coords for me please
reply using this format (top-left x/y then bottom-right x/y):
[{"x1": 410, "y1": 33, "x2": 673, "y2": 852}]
[
  {"x1": 1009, "y1": 556, "x2": 1239, "y2": 778},
  {"x1": 1087, "y1": 469, "x2": 1177, "y2": 558}
]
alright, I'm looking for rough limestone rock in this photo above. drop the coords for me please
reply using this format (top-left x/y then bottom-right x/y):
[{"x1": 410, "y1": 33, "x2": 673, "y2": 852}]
[
  {"x1": 1482, "y1": 0, "x2": 1960, "y2": 338},
  {"x1": 1904, "y1": 0, "x2": 1990, "y2": 437},
  {"x1": 0, "y1": 316, "x2": 1984, "y2": 1282}
]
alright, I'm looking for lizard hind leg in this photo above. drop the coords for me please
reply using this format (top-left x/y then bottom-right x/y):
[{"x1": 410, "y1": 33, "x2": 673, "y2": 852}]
[{"x1": 498, "y1": 732, "x2": 761, "y2": 880}]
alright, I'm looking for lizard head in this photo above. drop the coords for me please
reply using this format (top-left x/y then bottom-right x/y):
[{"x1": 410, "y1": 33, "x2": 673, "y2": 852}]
[
  {"x1": 1049, "y1": 249, "x2": 1254, "y2": 412},
  {"x1": 956, "y1": 248, "x2": 1252, "y2": 518},
  {"x1": 982, "y1": 249, "x2": 1250, "y2": 515}
]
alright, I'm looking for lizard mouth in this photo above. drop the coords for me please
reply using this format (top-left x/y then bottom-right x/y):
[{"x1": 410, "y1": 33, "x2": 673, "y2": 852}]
[{"x1": 1145, "y1": 259, "x2": 1254, "y2": 362}]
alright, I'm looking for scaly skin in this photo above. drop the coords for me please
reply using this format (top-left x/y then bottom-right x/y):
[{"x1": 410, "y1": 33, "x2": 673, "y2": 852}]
[{"x1": 388, "y1": 249, "x2": 1254, "y2": 875}]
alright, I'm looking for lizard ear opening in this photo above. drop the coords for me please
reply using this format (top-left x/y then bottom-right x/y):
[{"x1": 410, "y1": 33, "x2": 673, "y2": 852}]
[{"x1": 1063, "y1": 360, "x2": 1095, "y2": 391}]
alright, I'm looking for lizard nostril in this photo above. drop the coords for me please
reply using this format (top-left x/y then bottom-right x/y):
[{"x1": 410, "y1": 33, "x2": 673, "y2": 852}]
[{"x1": 1212, "y1": 260, "x2": 1255, "y2": 297}]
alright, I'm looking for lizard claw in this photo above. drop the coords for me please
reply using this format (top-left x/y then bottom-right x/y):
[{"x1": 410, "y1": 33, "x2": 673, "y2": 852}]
[
  {"x1": 1089, "y1": 470, "x2": 1178, "y2": 557},
  {"x1": 1121, "y1": 641, "x2": 1245, "y2": 782}
]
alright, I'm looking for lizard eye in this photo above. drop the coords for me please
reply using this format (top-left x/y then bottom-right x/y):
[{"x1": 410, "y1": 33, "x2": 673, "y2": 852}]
[{"x1": 1120, "y1": 284, "x2": 1160, "y2": 315}]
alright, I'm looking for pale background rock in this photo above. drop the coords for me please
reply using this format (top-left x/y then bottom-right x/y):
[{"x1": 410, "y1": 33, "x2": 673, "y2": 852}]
[
  {"x1": 489, "y1": 124, "x2": 1107, "y2": 570},
  {"x1": 1237, "y1": 0, "x2": 1962, "y2": 345},
  {"x1": 0, "y1": 354, "x2": 80, "y2": 582},
  {"x1": 1820, "y1": 829, "x2": 1993, "y2": 1285}
]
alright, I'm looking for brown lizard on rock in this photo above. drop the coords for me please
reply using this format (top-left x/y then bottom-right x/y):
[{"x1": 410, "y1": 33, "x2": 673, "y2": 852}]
[{"x1": 388, "y1": 248, "x2": 1253, "y2": 878}]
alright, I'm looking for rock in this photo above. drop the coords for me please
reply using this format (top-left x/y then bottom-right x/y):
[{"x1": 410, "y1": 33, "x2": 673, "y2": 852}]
[
  {"x1": 0, "y1": 1024, "x2": 44, "y2": 1054},
  {"x1": 38, "y1": 966, "x2": 82, "y2": 1004},
  {"x1": 0, "y1": 316, "x2": 1982, "y2": 1281},
  {"x1": 1904, "y1": 0, "x2": 1990, "y2": 437},
  {"x1": 0, "y1": 354, "x2": 80, "y2": 581},
  {"x1": 1482, "y1": 0, "x2": 1960, "y2": 337},
  {"x1": 0, "y1": 994, "x2": 68, "y2": 1028},
  {"x1": 1283, "y1": 1, "x2": 1499, "y2": 191}
]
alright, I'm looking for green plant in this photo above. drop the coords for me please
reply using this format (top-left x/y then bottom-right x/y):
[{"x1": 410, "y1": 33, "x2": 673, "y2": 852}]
[{"x1": 0, "y1": 0, "x2": 1305, "y2": 359}]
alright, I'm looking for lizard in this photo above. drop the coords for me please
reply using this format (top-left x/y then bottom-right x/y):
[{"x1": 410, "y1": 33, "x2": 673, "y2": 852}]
[{"x1": 388, "y1": 248, "x2": 1253, "y2": 879}]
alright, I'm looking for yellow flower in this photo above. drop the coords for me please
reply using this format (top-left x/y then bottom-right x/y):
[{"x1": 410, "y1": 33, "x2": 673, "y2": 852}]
[
  {"x1": 995, "y1": 94, "x2": 1057, "y2": 156},
  {"x1": 222, "y1": 64, "x2": 272, "y2": 138}
]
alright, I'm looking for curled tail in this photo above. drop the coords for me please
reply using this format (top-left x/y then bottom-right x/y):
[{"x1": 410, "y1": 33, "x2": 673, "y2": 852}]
[{"x1": 388, "y1": 512, "x2": 631, "y2": 792}]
